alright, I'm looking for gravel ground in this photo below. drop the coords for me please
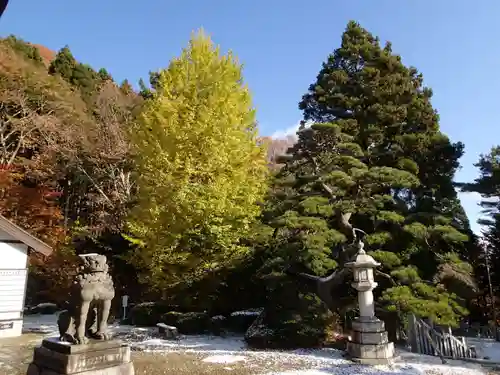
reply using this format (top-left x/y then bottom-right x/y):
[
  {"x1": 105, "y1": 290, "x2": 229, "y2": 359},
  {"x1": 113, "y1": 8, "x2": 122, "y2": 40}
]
[
  {"x1": 0, "y1": 333, "x2": 304, "y2": 375},
  {"x1": 0, "y1": 334, "x2": 262, "y2": 375},
  {"x1": 0, "y1": 333, "x2": 41, "y2": 375},
  {"x1": 1, "y1": 335, "x2": 497, "y2": 375},
  {"x1": 2, "y1": 319, "x2": 499, "y2": 375},
  {"x1": 0, "y1": 341, "x2": 345, "y2": 375}
]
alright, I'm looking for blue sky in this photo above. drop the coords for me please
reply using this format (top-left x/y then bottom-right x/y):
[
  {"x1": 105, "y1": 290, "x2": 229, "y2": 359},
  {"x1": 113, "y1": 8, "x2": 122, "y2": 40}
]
[{"x1": 1, "y1": 0, "x2": 497, "y2": 233}]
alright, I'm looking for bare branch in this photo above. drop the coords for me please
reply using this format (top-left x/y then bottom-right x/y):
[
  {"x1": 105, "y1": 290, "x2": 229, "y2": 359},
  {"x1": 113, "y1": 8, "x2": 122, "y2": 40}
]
[{"x1": 76, "y1": 164, "x2": 113, "y2": 205}]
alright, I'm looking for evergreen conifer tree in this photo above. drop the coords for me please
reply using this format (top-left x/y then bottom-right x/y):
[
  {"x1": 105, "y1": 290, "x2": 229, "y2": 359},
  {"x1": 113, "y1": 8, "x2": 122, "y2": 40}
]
[
  {"x1": 49, "y1": 47, "x2": 102, "y2": 99},
  {"x1": 98, "y1": 68, "x2": 112, "y2": 82},
  {"x1": 252, "y1": 21, "x2": 475, "y2": 348},
  {"x1": 463, "y1": 146, "x2": 500, "y2": 320},
  {"x1": 48, "y1": 46, "x2": 77, "y2": 81}
]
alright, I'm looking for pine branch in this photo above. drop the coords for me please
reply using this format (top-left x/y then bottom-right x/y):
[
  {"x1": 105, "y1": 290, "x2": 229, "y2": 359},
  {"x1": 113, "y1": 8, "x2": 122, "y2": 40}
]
[
  {"x1": 375, "y1": 270, "x2": 397, "y2": 286},
  {"x1": 288, "y1": 266, "x2": 351, "y2": 314},
  {"x1": 306, "y1": 152, "x2": 355, "y2": 242}
]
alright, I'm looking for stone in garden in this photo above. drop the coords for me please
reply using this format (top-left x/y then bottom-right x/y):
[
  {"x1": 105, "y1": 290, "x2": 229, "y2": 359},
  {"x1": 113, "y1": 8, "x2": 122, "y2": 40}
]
[
  {"x1": 156, "y1": 322, "x2": 179, "y2": 340},
  {"x1": 25, "y1": 253, "x2": 135, "y2": 375},
  {"x1": 344, "y1": 238, "x2": 395, "y2": 365}
]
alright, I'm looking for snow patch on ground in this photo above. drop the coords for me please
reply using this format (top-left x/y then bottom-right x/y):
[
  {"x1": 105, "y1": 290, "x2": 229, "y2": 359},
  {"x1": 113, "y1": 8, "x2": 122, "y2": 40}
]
[
  {"x1": 266, "y1": 371, "x2": 332, "y2": 375},
  {"x1": 265, "y1": 364, "x2": 483, "y2": 375},
  {"x1": 211, "y1": 315, "x2": 226, "y2": 320},
  {"x1": 22, "y1": 314, "x2": 490, "y2": 375},
  {"x1": 132, "y1": 334, "x2": 248, "y2": 352},
  {"x1": 23, "y1": 311, "x2": 60, "y2": 334},
  {"x1": 230, "y1": 308, "x2": 263, "y2": 317},
  {"x1": 467, "y1": 337, "x2": 500, "y2": 362},
  {"x1": 202, "y1": 354, "x2": 246, "y2": 364}
]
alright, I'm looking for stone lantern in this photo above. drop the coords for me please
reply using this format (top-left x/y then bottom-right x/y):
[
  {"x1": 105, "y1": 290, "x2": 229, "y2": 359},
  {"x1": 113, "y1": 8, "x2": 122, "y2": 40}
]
[{"x1": 345, "y1": 240, "x2": 395, "y2": 365}]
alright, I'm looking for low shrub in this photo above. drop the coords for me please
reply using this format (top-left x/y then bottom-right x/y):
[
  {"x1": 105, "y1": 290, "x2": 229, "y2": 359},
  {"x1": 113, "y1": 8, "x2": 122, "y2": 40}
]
[
  {"x1": 244, "y1": 308, "x2": 335, "y2": 349},
  {"x1": 128, "y1": 302, "x2": 171, "y2": 326},
  {"x1": 209, "y1": 315, "x2": 227, "y2": 336},
  {"x1": 161, "y1": 311, "x2": 210, "y2": 334},
  {"x1": 244, "y1": 282, "x2": 338, "y2": 349}
]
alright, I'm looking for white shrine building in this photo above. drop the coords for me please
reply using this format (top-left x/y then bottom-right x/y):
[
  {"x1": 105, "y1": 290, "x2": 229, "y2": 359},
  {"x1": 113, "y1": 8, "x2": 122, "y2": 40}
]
[{"x1": 0, "y1": 215, "x2": 52, "y2": 338}]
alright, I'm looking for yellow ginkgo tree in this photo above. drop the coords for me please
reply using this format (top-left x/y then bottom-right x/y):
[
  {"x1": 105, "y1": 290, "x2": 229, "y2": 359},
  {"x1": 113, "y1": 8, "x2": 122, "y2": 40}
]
[{"x1": 126, "y1": 30, "x2": 269, "y2": 289}]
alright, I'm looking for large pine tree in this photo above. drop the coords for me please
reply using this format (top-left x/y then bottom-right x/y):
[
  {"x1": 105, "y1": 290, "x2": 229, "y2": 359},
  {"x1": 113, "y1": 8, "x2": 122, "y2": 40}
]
[
  {"x1": 463, "y1": 146, "x2": 500, "y2": 322},
  {"x1": 127, "y1": 31, "x2": 269, "y2": 291},
  {"x1": 251, "y1": 21, "x2": 475, "y2": 348}
]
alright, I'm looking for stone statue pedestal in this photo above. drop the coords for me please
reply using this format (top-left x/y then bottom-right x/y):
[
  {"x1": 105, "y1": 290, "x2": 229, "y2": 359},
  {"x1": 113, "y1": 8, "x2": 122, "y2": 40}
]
[
  {"x1": 26, "y1": 337, "x2": 134, "y2": 375},
  {"x1": 346, "y1": 317, "x2": 395, "y2": 365}
]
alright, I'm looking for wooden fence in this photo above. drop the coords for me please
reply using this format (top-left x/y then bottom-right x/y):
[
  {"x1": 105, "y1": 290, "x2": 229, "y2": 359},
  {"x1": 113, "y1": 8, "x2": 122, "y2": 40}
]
[{"x1": 407, "y1": 314, "x2": 477, "y2": 360}]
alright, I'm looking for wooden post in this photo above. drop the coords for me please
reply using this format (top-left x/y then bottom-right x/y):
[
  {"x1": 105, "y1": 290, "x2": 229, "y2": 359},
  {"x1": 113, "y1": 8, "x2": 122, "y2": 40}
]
[{"x1": 407, "y1": 314, "x2": 419, "y2": 353}]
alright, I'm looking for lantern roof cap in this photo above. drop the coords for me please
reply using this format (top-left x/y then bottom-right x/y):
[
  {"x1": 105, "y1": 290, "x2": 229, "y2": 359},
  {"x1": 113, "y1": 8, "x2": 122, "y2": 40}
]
[{"x1": 345, "y1": 240, "x2": 380, "y2": 269}]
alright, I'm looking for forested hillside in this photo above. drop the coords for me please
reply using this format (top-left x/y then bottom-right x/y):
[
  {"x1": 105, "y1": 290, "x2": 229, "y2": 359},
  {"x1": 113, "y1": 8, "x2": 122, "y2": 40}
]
[{"x1": 1, "y1": 22, "x2": 499, "y2": 349}]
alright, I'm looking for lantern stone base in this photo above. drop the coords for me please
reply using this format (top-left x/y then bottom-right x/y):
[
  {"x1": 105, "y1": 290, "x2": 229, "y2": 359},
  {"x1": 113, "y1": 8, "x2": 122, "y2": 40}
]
[
  {"x1": 26, "y1": 338, "x2": 134, "y2": 375},
  {"x1": 346, "y1": 317, "x2": 395, "y2": 365}
]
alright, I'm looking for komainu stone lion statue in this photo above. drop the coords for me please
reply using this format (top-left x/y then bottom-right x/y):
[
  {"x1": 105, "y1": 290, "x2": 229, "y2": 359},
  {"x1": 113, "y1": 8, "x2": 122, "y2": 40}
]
[{"x1": 57, "y1": 253, "x2": 115, "y2": 344}]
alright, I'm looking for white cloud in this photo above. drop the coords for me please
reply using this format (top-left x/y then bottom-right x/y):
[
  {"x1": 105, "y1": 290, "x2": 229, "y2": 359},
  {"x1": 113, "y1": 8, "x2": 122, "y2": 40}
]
[
  {"x1": 270, "y1": 121, "x2": 301, "y2": 139},
  {"x1": 270, "y1": 120, "x2": 313, "y2": 139}
]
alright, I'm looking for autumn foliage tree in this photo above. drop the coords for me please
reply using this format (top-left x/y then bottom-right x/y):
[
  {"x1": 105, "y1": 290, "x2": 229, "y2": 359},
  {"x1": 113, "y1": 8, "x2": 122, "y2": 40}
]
[
  {"x1": 0, "y1": 38, "x2": 134, "y2": 306},
  {"x1": 0, "y1": 37, "x2": 93, "y2": 232},
  {"x1": 127, "y1": 31, "x2": 269, "y2": 293},
  {"x1": 0, "y1": 166, "x2": 78, "y2": 305},
  {"x1": 60, "y1": 80, "x2": 139, "y2": 236}
]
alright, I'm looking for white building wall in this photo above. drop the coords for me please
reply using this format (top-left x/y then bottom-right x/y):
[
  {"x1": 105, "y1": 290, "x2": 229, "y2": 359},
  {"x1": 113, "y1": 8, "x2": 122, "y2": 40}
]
[
  {"x1": 0, "y1": 243, "x2": 28, "y2": 269},
  {"x1": 0, "y1": 229, "x2": 28, "y2": 338}
]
